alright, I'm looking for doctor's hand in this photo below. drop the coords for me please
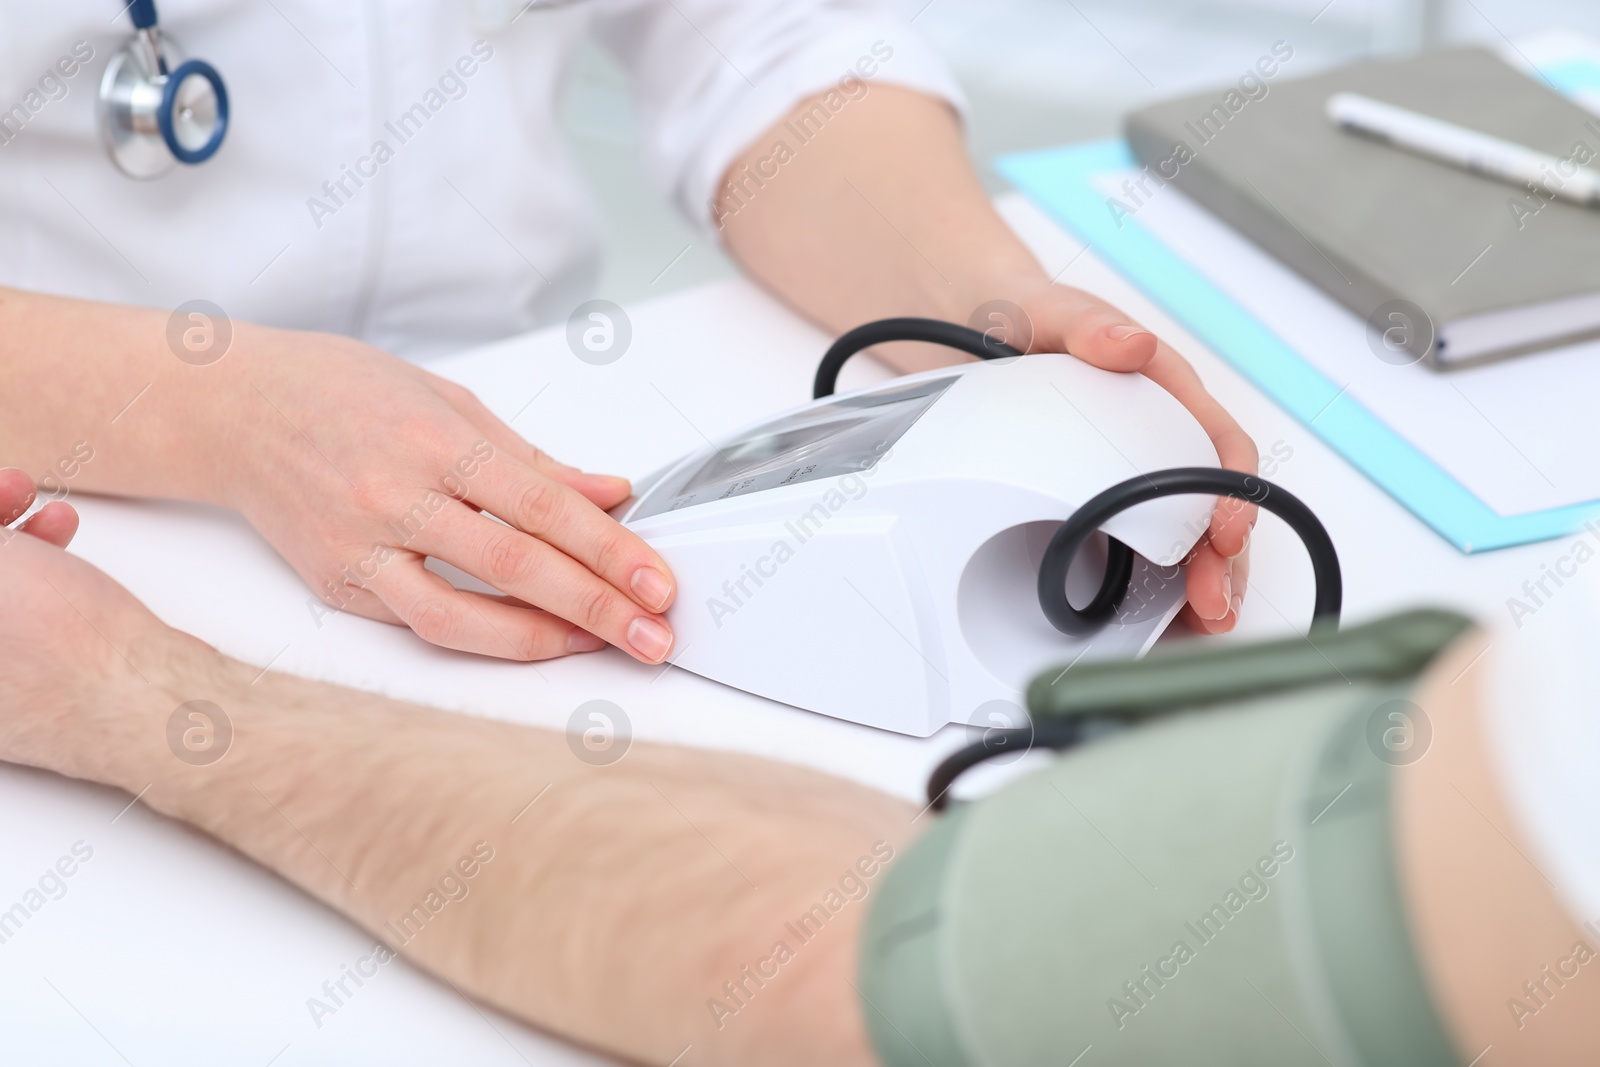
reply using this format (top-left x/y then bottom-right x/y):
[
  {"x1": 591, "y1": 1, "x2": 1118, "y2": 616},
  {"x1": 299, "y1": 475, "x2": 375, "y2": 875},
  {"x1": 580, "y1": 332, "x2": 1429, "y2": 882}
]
[
  {"x1": 215, "y1": 330, "x2": 678, "y2": 664},
  {"x1": 718, "y1": 83, "x2": 1255, "y2": 638},
  {"x1": 1007, "y1": 284, "x2": 1255, "y2": 635}
]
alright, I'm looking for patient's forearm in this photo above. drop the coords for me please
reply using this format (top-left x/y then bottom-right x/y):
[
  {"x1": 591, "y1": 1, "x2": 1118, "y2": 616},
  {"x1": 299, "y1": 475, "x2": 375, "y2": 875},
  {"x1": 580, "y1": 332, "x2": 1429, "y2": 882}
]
[{"x1": 92, "y1": 641, "x2": 911, "y2": 1066}]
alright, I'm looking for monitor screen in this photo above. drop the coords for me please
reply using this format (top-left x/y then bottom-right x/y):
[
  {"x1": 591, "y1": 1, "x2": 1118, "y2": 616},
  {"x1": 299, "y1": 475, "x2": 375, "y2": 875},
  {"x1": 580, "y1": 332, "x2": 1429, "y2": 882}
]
[{"x1": 629, "y1": 374, "x2": 957, "y2": 520}]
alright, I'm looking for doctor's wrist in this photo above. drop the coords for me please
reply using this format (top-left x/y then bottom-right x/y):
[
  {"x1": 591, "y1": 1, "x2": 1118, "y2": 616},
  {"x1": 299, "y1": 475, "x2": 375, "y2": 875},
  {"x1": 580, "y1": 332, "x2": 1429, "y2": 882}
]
[
  {"x1": 186, "y1": 321, "x2": 377, "y2": 514},
  {"x1": 181, "y1": 320, "x2": 304, "y2": 512},
  {"x1": 955, "y1": 271, "x2": 1054, "y2": 339},
  {"x1": 98, "y1": 315, "x2": 299, "y2": 513}
]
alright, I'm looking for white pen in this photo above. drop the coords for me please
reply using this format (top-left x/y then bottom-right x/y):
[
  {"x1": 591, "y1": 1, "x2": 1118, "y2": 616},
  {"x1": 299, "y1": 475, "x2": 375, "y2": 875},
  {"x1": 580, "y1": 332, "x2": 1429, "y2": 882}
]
[{"x1": 1326, "y1": 91, "x2": 1600, "y2": 208}]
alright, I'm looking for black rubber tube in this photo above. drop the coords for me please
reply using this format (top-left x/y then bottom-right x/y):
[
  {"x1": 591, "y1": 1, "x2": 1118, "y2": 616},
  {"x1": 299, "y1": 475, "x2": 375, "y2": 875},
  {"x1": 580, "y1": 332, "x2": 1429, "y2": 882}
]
[
  {"x1": 929, "y1": 471, "x2": 1343, "y2": 810},
  {"x1": 804, "y1": 324, "x2": 1348, "y2": 812},
  {"x1": 1037, "y1": 467, "x2": 1342, "y2": 636},
  {"x1": 814, "y1": 321, "x2": 1342, "y2": 639},
  {"x1": 927, "y1": 719, "x2": 1084, "y2": 812},
  {"x1": 814, "y1": 317, "x2": 1137, "y2": 614},
  {"x1": 812, "y1": 317, "x2": 1022, "y2": 399}
]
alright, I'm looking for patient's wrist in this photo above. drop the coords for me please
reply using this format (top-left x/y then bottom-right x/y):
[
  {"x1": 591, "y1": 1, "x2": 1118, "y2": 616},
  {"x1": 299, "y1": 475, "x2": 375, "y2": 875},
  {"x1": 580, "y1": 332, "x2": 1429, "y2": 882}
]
[{"x1": 73, "y1": 630, "x2": 242, "y2": 795}]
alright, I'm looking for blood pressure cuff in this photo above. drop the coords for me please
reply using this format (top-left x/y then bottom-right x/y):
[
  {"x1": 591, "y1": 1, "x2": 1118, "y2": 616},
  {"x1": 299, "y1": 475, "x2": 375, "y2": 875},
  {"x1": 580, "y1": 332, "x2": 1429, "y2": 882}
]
[{"x1": 859, "y1": 609, "x2": 1475, "y2": 1067}]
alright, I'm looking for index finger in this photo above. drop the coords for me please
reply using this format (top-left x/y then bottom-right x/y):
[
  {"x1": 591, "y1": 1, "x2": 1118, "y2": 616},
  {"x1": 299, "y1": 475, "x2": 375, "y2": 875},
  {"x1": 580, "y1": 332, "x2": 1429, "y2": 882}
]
[
  {"x1": 421, "y1": 373, "x2": 635, "y2": 511},
  {"x1": 1142, "y1": 341, "x2": 1258, "y2": 558},
  {"x1": 466, "y1": 458, "x2": 677, "y2": 615}
]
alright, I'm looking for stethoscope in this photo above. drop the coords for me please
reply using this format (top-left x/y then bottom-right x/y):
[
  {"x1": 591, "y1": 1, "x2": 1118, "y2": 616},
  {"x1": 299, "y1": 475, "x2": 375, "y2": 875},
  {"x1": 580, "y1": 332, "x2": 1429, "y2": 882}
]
[
  {"x1": 94, "y1": 0, "x2": 595, "y2": 178},
  {"x1": 99, "y1": 0, "x2": 229, "y2": 178}
]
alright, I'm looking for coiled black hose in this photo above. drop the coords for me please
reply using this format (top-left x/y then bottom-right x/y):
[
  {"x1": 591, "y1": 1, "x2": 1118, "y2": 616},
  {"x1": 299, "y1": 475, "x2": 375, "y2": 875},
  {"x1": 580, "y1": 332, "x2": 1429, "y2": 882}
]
[{"x1": 811, "y1": 317, "x2": 1343, "y2": 811}]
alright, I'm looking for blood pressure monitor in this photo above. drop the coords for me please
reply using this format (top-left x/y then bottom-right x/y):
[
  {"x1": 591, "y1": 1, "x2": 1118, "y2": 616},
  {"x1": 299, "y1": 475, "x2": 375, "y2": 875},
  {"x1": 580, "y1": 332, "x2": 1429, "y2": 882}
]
[{"x1": 617, "y1": 321, "x2": 1244, "y2": 736}]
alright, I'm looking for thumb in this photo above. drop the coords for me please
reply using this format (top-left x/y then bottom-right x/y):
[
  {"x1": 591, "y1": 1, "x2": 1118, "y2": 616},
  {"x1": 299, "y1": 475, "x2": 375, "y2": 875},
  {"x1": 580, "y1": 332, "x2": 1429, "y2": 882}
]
[
  {"x1": 1021, "y1": 286, "x2": 1158, "y2": 372},
  {"x1": 0, "y1": 468, "x2": 37, "y2": 526}
]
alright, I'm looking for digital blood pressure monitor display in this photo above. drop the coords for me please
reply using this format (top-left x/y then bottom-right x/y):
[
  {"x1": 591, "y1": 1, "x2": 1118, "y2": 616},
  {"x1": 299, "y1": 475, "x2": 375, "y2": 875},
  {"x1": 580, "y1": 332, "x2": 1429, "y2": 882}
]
[
  {"x1": 630, "y1": 375, "x2": 956, "y2": 520},
  {"x1": 616, "y1": 318, "x2": 1335, "y2": 737}
]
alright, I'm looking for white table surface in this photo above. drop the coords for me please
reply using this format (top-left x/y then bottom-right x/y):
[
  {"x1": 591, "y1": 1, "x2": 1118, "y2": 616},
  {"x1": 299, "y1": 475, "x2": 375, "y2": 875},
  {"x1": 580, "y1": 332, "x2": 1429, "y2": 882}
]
[{"x1": 0, "y1": 193, "x2": 1552, "y2": 1064}]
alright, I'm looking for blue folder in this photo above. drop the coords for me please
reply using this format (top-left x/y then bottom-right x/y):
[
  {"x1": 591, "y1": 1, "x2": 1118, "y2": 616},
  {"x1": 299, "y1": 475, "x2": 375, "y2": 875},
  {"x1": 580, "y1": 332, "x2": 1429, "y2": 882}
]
[{"x1": 996, "y1": 61, "x2": 1600, "y2": 554}]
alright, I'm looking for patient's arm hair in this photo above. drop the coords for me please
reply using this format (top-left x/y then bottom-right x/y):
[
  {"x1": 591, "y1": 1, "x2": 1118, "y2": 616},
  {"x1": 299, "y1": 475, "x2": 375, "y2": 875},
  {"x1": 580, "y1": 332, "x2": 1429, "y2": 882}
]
[{"x1": 94, "y1": 641, "x2": 915, "y2": 1067}]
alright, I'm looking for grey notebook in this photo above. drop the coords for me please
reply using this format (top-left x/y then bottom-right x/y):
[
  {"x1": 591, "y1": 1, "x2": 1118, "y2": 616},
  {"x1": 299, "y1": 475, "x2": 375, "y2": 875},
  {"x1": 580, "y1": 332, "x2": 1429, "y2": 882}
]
[{"x1": 1125, "y1": 48, "x2": 1600, "y2": 368}]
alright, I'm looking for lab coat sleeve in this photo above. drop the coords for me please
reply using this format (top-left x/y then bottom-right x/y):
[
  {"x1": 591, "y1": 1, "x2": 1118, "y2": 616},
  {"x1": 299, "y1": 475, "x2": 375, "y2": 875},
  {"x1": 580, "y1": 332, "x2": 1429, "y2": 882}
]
[{"x1": 590, "y1": 0, "x2": 968, "y2": 235}]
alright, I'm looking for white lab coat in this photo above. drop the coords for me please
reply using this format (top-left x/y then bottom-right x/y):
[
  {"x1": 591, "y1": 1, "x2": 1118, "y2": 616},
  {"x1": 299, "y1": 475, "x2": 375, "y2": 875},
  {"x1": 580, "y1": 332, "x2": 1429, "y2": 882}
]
[{"x1": 0, "y1": 1, "x2": 962, "y2": 358}]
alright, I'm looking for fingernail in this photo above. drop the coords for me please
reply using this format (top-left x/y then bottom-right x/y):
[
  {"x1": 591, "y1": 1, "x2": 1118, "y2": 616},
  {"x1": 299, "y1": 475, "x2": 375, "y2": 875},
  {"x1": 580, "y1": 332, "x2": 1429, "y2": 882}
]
[
  {"x1": 1199, "y1": 574, "x2": 1232, "y2": 621},
  {"x1": 568, "y1": 630, "x2": 606, "y2": 654},
  {"x1": 631, "y1": 567, "x2": 674, "y2": 612},
  {"x1": 627, "y1": 616, "x2": 674, "y2": 663},
  {"x1": 578, "y1": 473, "x2": 632, "y2": 500},
  {"x1": 1230, "y1": 593, "x2": 1244, "y2": 618},
  {"x1": 1226, "y1": 528, "x2": 1251, "y2": 559},
  {"x1": 1107, "y1": 324, "x2": 1150, "y2": 342}
]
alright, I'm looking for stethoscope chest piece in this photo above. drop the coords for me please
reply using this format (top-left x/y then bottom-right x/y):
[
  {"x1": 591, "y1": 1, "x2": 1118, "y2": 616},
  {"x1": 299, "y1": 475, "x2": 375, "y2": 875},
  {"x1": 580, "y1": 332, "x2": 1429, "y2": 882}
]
[{"x1": 98, "y1": 8, "x2": 228, "y2": 179}]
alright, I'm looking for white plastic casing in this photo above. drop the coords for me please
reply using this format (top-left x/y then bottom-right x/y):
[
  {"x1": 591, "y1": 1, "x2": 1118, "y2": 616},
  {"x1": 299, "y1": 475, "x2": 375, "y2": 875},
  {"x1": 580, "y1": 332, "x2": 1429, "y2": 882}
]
[{"x1": 619, "y1": 355, "x2": 1220, "y2": 736}]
